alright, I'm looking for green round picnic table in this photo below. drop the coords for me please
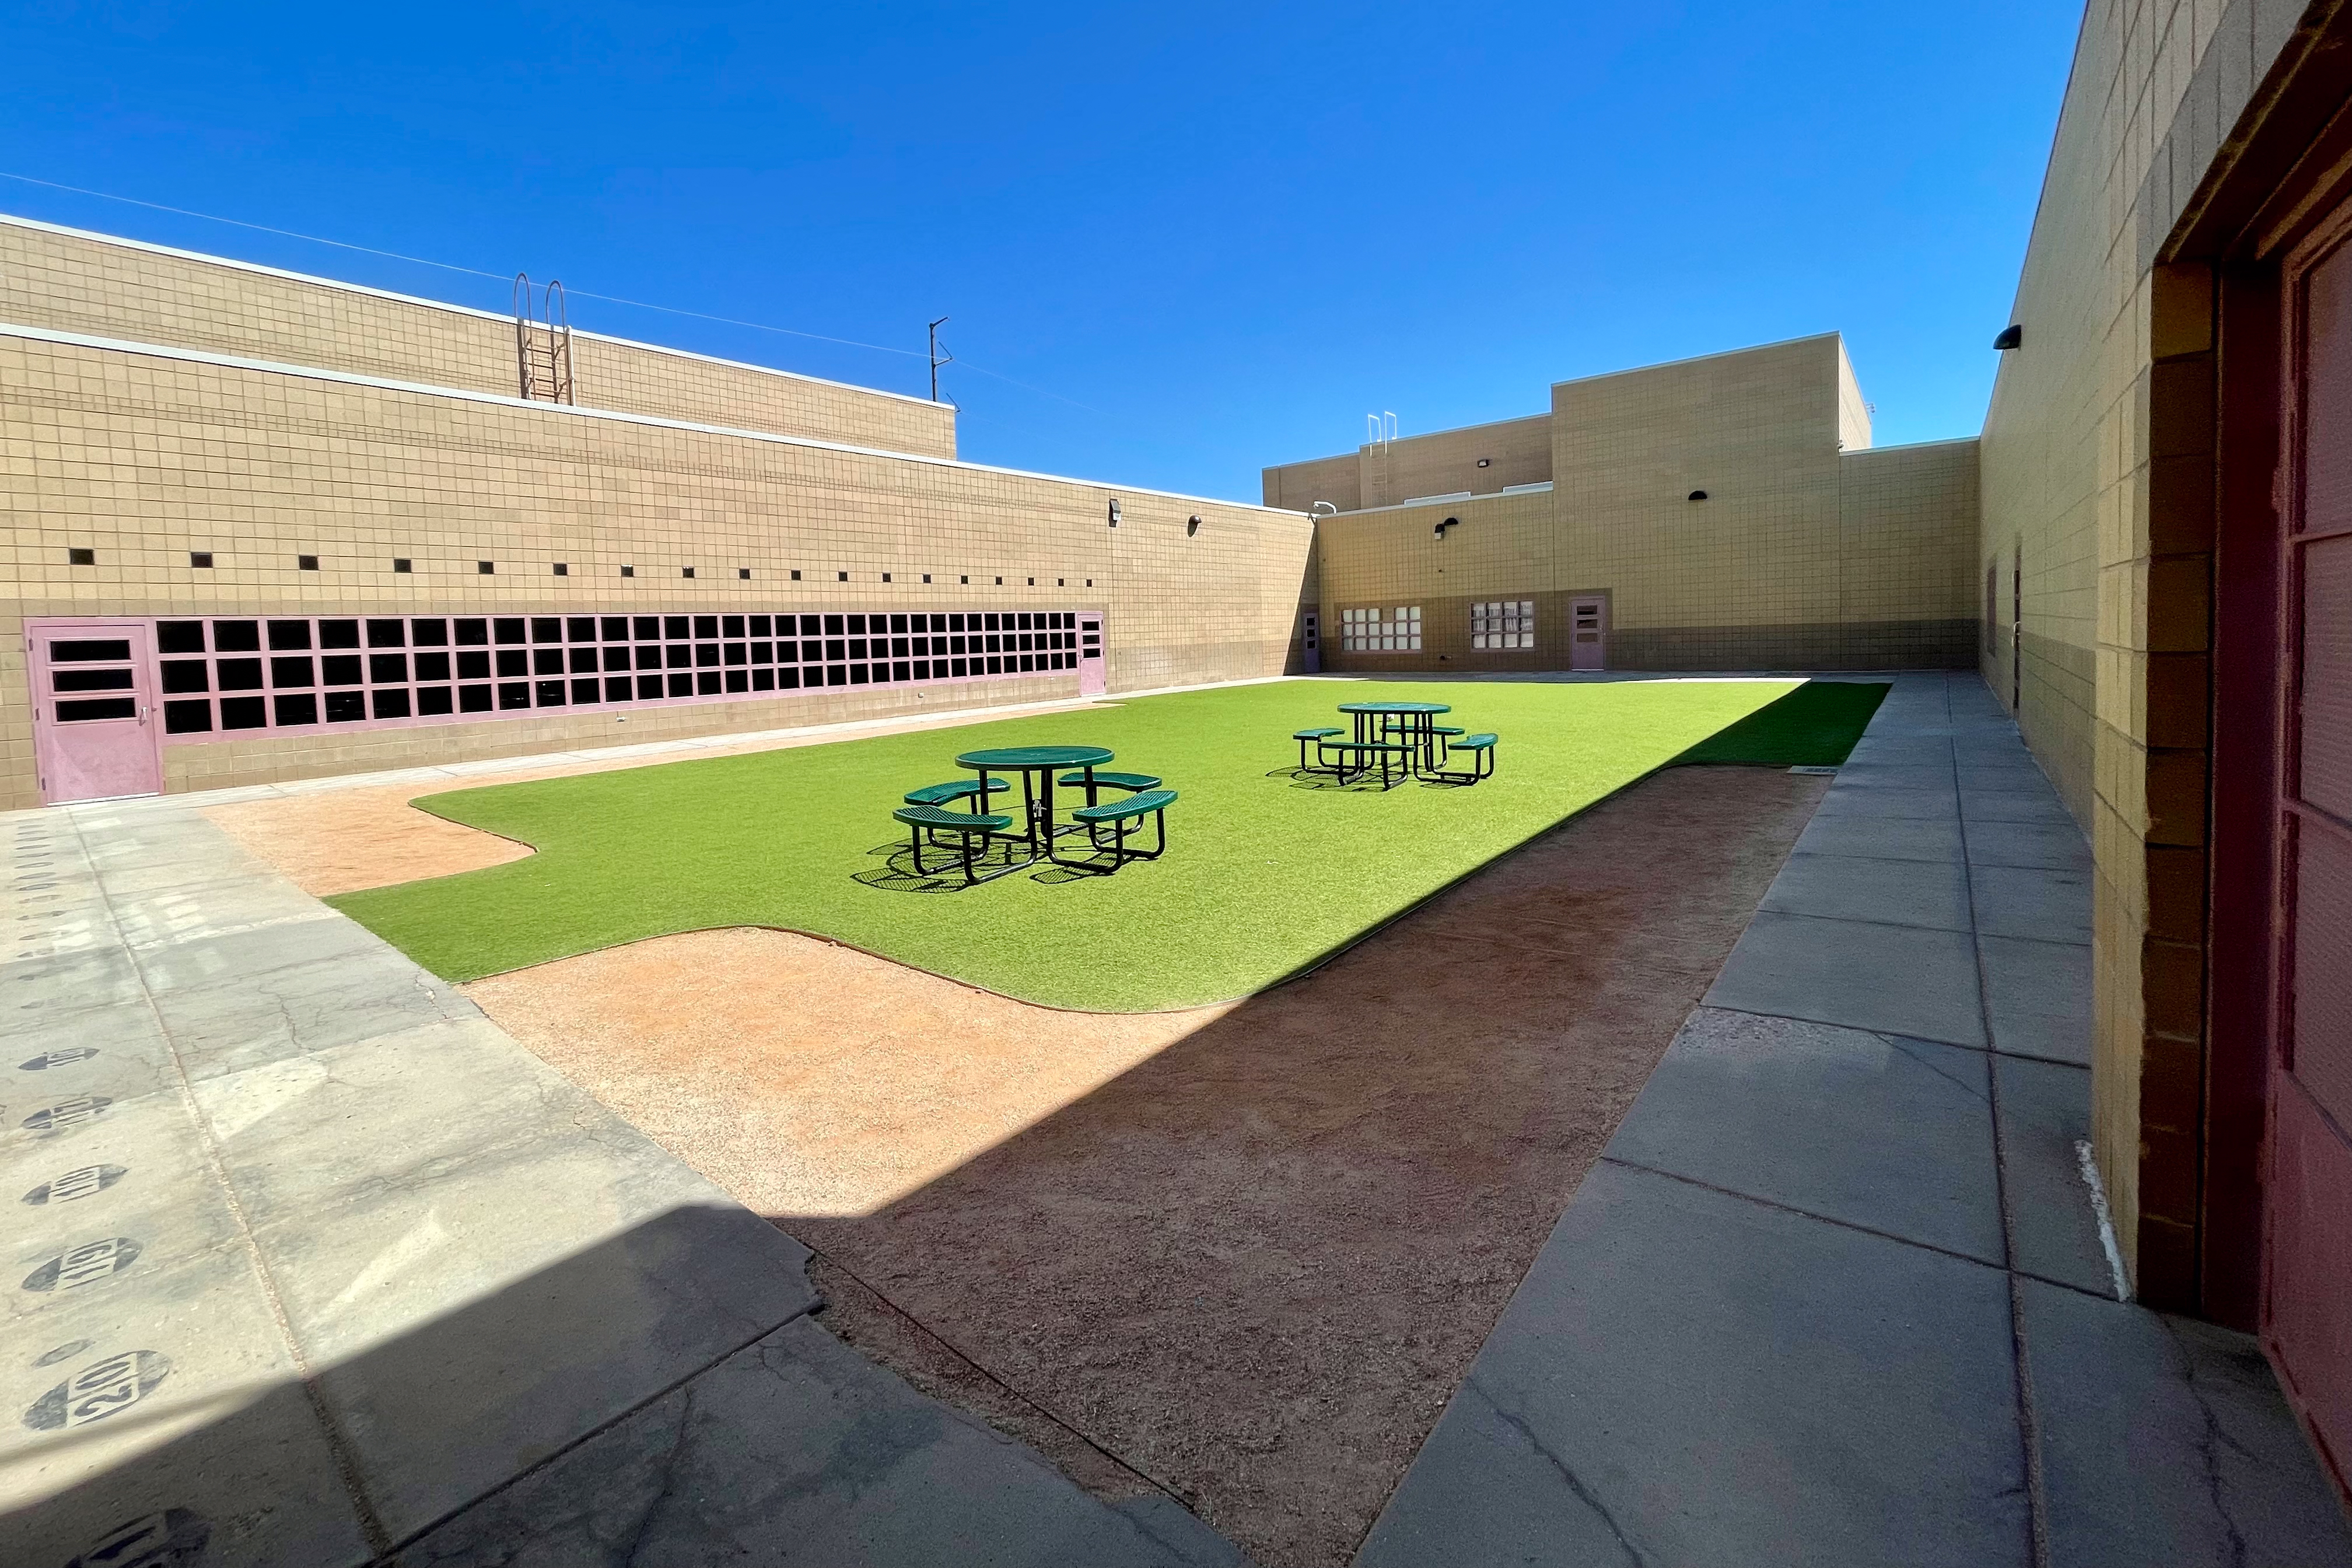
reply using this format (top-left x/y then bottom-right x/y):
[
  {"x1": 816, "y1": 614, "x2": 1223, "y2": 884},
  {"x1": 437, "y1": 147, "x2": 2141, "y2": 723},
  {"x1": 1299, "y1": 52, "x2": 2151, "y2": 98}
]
[
  {"x1": 1336, "y1": 701, "x2": 1452, "y2": 757},
  {"x1": 955, "y1": 744, "x2": 1115, "y2": 863}
]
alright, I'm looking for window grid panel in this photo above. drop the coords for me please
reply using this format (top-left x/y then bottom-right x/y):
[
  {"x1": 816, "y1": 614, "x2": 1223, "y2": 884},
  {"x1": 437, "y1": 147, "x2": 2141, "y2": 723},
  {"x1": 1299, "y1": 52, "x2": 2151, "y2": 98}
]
[
  {"x1": 1471, "y1": 600, "x2": 1537, "y2": 650},
  {"x1": 1338, "y1": 605, "x2": 1423, "y2": 653},
  {"x1": 149, "y1": 610, "x2": 1082, "y2": 743}
]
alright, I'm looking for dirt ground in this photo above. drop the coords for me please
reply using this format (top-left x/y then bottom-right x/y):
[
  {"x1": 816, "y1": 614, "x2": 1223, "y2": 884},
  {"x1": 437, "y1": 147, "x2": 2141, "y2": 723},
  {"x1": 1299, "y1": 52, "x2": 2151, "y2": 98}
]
[
  {"x1": 201, "y1": 696, "x2": 1108, "y2": 897},
  {"x1": 438, "y1": 765, "x2": 1827, "y2": 1566}
]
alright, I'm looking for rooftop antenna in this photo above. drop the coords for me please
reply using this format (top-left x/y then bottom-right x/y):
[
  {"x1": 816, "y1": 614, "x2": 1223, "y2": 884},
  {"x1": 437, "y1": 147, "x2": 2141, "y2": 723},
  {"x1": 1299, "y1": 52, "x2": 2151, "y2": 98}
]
[{"x1": 929, "y1": 317, "x2": 952, "y2": 402}]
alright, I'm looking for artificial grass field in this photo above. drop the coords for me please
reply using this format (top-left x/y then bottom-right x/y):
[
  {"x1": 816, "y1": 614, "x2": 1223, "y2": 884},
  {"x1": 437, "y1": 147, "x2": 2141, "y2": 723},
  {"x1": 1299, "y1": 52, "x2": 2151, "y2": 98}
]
[
  {"x1": 330, "y1": 677, "x2": 1884, "y2": 1012},
  {"x1": 1674, "y1": 678, "x2": 1889, "y2": 765}
]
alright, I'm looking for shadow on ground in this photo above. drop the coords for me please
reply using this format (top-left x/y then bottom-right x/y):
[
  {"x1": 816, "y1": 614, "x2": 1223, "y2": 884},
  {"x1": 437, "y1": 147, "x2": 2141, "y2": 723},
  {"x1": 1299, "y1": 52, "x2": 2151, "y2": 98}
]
[{"x1": 776, "y1": 765, "x2": 1831, "y2": 1566}]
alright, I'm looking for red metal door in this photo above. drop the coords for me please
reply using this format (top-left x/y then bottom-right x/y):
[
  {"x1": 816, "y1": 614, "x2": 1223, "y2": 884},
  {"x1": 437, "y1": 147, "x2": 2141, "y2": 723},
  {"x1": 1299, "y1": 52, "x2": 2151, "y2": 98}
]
[
  {"x1": 2266, "y1": 199, "x2": 2352, "y2": 1494},
  {"x1": 29, "y1": 620, "x2": 163, "y2": 804}
]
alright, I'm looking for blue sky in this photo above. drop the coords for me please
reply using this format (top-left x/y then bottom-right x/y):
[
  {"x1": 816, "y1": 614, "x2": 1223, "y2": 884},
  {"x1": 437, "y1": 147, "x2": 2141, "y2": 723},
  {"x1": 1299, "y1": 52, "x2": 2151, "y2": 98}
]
[{"x1": 1, "y1": 1, "x2": 2079, "y2": 502}]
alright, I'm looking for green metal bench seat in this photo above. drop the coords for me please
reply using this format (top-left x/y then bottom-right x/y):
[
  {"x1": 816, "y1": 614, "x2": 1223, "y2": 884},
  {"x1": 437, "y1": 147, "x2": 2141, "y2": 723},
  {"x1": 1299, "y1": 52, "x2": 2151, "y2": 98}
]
[
  {"x1": 1292, "y1": 727, "x2": 1346, "y2": 777},
  {"x1": 1069, "y1": 788, "x2": 1177, "y2": 869},
  {"x1": 1429, "y1": 731, "x2": 1498, "y2": 784},
  {"x1": 1320, "y1": 739, "x2": 1413, "y2": 789},
  {"x1": 892, "y1": 803, "x2": 1014, "y2": 885},
  {"x1": 902, "y1": 778, "x2": 1009, "y2": 807},
  {"x1": 1058, "y1": 770, "x2": 1162, "y2": 792}
]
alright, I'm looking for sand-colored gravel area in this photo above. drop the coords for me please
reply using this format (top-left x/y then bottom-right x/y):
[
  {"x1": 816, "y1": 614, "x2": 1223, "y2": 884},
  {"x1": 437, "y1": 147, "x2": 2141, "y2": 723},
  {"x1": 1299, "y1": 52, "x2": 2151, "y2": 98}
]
[
  {"x1": 202, "y1": 696, "x2": 1110, "y2": 897},
  {"x1": 456, "y1": 764, "x2": 1827, "y2": 1566}
]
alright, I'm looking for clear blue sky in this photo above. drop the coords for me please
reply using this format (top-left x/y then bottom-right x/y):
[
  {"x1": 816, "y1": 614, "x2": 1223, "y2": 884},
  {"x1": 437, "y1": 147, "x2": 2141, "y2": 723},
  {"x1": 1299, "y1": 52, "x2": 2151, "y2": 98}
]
[{"x1": 0, "y1": 1, "x2": 2079, "y2": 502}]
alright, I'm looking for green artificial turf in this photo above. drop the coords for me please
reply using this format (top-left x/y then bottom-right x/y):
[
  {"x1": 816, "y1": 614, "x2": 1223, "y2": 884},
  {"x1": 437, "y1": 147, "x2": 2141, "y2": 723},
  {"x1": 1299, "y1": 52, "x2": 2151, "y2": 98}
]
[
  {"x1": 330, "y1": 677, "x2": 1880, "y2": 1012},
  {"x1": 1671, "y1": 678, "x2": 1889, "y2": 766}
]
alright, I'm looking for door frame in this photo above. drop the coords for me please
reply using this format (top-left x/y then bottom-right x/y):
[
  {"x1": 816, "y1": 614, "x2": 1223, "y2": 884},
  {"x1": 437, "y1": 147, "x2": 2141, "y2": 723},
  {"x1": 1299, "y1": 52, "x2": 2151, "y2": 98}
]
[
  {"x1": 1076, "y1": 609, "x2": 1106, "y2": 696},
  {"x1": 27, "y1": 617, "x2": 164, "y2": 805},
  {"x1": 1565, "y1": 593, "x2": 1609, "y2": 671}
]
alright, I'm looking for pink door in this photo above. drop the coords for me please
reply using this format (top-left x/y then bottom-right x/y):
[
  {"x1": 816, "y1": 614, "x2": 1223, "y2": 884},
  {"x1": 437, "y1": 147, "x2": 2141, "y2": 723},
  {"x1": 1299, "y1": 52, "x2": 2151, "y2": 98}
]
[
  {"x1": 1077, "y1": 614, "x2": 1106, "y2": 696},
  {"x1": 2265, "y1": 194, "x2": 2352, "y2": 1496},
  {"x1": 29, "y1": 621, "x2": 162, "y2": 804},
  {"x1": 1568, "y1": 596, "x2": 1607, "y2": 671}
]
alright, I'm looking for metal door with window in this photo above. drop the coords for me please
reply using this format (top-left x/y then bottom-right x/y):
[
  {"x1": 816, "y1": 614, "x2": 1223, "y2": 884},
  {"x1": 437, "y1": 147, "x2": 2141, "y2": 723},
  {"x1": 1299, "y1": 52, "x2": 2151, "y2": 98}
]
[
  {"x1": 1568, "y1": 596, "x2": 1607, "y2": 671},
  {"x1": 29, "y1": 620, "x2": 162, "y2": 804},
  {"x1": 1077, "y1": 614, "x2": 1105, "y2": 696},
  {"x1": 1301, "y1": 611, "x2": 1321, "y2": 675},
  {"x1": 2265, "y1": 198, "x2": 2352, "y2": 1492}
]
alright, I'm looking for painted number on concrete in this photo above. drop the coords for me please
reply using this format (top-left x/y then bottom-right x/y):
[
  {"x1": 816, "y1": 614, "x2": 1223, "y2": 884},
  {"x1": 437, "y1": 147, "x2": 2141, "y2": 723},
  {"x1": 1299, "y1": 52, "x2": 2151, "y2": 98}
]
[
  {"x1": 23, "y1": 1238, "x2": 142, "y2": 1293},
  {"x1": 21, "y1": 1096, "x2": 111, "y2": 1135},
  {"x1": 62, "y1": 1507, "x2": 211, "y2": 1568},
  {"x1": 20, "y1": 1048, "x2": 99, "y2": 1070},
  {"x1": 23, "y1": 1165, "x2": 128, "y2": 1205},
  {"x1": 23, "y1": 1350, "x2": 171, "y2": 1430}
]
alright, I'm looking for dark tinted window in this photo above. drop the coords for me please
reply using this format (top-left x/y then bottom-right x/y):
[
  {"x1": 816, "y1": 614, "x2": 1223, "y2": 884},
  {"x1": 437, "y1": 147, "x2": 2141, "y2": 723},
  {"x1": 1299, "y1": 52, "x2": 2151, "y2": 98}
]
[{"x1": 49, "y1": 640, "x2": 130, "y2": 662}]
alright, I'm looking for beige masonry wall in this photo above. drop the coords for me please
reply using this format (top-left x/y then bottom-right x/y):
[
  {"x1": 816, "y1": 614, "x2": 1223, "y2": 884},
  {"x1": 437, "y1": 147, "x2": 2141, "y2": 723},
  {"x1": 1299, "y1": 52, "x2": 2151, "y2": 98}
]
[
  {"x1": 1304, "y1": 336, "x2": 1978, "y2": 673},
  {"x1": 0, "y1": 216, "x2": 957, "y2": 459},
  {"x1": 1978, "y1": 0, "x2": 2316, "y2": 1304},
  {"x1": 1838, "y1": 439, "x2": 1981, "y2": 669},
  {"x1": 1264, "y1": 414, "x2": 1551, "y2": 516},
  {"x1": 0, "y1": 328, "x2": 1310, "y2": 809}
]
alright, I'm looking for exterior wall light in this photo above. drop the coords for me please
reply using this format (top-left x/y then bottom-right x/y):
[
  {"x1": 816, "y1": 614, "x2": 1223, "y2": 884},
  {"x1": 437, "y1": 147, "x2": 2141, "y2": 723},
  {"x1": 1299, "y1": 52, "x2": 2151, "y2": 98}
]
[
  {"x1": 1688, "y1": 490, "x2": 1709, "y2": 502},
  {"x1": 1108, "y1": 499, "x2": 1122, "y2": 528},
  {"x1": 1187, "y1": 515, "x2": 1201, "y2": 536},
  {"x1": 1434, "y1": 517, "x2": 1460, "y2": 538},
  {"x1": 1476, "y1": 458, "x2": 1490, "y2": 468},
  {"x1": 1993, "y1": 324, "x2": 2022, "y2": 350}
]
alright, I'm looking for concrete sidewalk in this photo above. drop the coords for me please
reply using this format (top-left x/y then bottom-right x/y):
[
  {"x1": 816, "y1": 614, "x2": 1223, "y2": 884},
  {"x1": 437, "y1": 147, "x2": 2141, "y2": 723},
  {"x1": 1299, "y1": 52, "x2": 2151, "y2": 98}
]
[
  {"x1": 0, "y1": 800, "x2": 1240, "y2": 1564},
  {"x1": 1357, "y1": 671, "x2": 2352, "y2": 1567}
]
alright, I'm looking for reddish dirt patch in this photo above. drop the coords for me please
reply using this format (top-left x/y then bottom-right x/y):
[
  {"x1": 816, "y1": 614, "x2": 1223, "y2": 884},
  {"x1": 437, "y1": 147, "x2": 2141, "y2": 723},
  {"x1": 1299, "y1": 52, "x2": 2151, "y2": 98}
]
[
  {"x1": 465, "y1": 764, "x2": 1825, "y2": 1566},
  {"x1": 206, "y1": 782, "x2": 544, "y2": 895}
]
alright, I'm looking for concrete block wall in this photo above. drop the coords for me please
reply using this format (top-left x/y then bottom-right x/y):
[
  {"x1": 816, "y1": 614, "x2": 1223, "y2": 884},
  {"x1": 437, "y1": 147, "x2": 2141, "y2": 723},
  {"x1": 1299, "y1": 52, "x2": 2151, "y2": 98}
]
[
  {"x1": 1839, "y1": 439, "x2": 1980, "y2": 668},
  {"x1": 0, "y1": 326, "x2": 1311, "y2": 808},
  {"x1": 1263, "y1": 414, "x2": 1551, "y2": 514},
  {"x1": 1298, "y1": 335, "x2": 1979, "y2": 674},
  {"x1": 0, "y1": 215, "x2": 958, "y2": 459},
  {"x1": 1977, "y1": 0, "x2": 2316, "y2": 1301}
]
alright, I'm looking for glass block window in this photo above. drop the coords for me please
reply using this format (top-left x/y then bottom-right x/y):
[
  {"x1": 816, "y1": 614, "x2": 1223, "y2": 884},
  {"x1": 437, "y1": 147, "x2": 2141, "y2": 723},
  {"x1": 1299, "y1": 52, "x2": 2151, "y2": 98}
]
[
  {"x1": 1340, "y1": 606, "x2": 1422, "y2": 652},
  {"x1": 141, "y1": 609, "x2": 1085, "y2": 743},
  {"x1": 1471, "y1": 601, "x2": 1536, "y2": 649}
]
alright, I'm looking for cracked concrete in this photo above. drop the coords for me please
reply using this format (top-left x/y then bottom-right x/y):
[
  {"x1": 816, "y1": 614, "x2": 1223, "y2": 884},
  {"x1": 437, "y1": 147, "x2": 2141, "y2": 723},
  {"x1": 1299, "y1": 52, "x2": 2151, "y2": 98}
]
[
  {"x1": 1359, "y1": 673, "x2": 2352, "y2": 1567},
  {"x1": 1, "y1": 794, "x2": 1232, "y2": 1566}
]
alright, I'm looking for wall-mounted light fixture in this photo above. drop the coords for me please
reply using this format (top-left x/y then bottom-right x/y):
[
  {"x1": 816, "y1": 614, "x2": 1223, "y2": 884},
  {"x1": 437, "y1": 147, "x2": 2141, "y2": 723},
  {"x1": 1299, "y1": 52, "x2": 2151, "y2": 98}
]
[
  {"x1": 1688, "y1": 490, "x2": 1709, "y2": 502},
  {"x1": 1434, "y1": 516, "x2": 1460, "y2": 539},
  {"x1": 1186, "y1": 515, "x2": 1201, "y2": 536},
  {"x1": 1108, "y1": 499, "x2": 1122, "y2": 528},
  {"x1": 1311, "y1": 501, "x2": 1337, "y2": 517},
  {"x1": 1476, "y1": 457, "x2": 1491, "y2": 468},
  {"x1": 1993, "y1": 324, "x2": 2022, "y2": 351}
]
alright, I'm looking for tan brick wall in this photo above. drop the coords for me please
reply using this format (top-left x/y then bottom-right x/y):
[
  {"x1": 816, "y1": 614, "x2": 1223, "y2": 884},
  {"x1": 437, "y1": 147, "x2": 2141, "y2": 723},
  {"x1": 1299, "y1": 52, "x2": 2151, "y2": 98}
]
[
  {"x1": 1264, "y1": 415, "x2": 1552, "y2": 514},
  {"x1": 1262, "y1": 452, "x2": 1360, "y2": 514},
  {"x1": 1839, "y1": 439, "x2": 1980, "y2": 667},
  {"x1": 1978, "y1": 0, "x2": 2309, "y2": 1300},
  {"x1": 1307, "y1": 340, "x2": 1977, "y2": 674},
  {"x1": 0, "y1": 216, "x2": 958, "y2": 459},
  {"x1": 0, "y1": 329, "x2": 1311, "y2": 808}
]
